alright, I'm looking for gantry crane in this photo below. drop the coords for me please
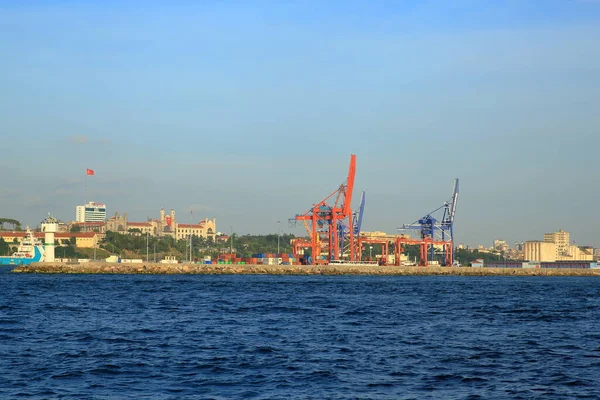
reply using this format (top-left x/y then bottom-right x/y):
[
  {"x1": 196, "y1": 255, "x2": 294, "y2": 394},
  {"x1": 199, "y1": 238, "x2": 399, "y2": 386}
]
[
  {"x1": 398, "y1": 178, "x2": 459, "y2": 266},
  {"x1": 336, "y1": 190, "x2": 366, "y2": 259},
  {"x1": 289, "y1": 154, "x2": 357, "y2": 264}
]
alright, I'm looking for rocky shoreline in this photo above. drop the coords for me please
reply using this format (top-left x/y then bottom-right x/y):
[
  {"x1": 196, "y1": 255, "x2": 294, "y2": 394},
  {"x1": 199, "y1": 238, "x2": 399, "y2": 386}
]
[{"x1": 11, "y1": 262, "x2": 600, "y2": 276}]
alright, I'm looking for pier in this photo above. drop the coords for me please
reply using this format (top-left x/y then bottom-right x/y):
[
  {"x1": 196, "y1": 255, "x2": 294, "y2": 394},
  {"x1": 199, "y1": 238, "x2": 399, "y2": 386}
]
[{"x1": 12, "y1": 262, "x2": 600, "y2": 276}]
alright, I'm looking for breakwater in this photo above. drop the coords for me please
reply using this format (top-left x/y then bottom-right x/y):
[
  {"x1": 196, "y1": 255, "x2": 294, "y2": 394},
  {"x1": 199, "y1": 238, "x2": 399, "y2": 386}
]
[{"x1": 12, "y1": 262, "x2": 600, "y2": 276}]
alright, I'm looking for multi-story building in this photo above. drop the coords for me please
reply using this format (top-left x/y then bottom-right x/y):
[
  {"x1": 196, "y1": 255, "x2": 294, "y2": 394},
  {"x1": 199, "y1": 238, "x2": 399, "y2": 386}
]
[
  {"x1": 525, "y1": 230, "x2": 593, "y2": 261},
  {"x1": 493, "y1": 239, "x2": 509, "y2": 253},
  {"x1": 544, "y1": 229, "x2": 570, "y2": 258},
  {"x1": 106, "y1": 208, "x2": 217, "y2": 241},
  {"x1": 76, "y1": 202, "x2": 107, "y2": 223}
]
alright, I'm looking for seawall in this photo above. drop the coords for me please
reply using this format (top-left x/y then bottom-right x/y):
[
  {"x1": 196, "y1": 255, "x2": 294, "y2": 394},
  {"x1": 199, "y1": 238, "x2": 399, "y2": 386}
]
[{"x1": 12, "y1": 262, "x2": 600, "y2": 276}]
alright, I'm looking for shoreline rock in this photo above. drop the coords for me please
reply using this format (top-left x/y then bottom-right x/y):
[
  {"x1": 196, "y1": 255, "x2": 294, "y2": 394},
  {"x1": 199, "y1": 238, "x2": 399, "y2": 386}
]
[{"x1": 11, "y1": 262, "x2": 600, "y2": 276}]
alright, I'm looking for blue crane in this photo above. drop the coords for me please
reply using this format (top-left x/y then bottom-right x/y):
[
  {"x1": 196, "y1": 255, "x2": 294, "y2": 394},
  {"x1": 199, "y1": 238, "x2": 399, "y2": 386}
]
[
  {"x1": 335, "y1": 191, "x2": 366, "y2": 259},
  {"x1": 399, "y1": 179, "x2": 459, "y2": 265}
]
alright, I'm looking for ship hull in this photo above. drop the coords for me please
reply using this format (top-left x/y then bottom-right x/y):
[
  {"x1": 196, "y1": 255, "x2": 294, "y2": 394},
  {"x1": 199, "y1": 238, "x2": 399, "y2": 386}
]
[{"x1": 0, "y1": 246, "x2": 44, "y2": 265}]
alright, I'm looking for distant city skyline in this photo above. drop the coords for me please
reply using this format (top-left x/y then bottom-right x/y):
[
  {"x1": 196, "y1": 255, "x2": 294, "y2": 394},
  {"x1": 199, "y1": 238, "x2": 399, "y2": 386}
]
[{"x1": 1, "y1": 1, "x2": 599, "y2": 247}]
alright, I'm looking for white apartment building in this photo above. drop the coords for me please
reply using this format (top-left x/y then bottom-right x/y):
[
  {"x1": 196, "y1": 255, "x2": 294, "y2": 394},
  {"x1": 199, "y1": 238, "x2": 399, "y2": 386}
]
[{"x1": 76, "y1": 201, "x2": 107, "y2": 222}]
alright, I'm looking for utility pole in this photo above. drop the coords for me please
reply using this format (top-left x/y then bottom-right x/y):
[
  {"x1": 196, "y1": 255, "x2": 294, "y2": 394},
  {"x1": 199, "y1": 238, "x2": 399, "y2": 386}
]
[
  {"x1": 153, "y1": 242, "x2": 156, "y2": 262},
  {"x1": 230, "y1": 226, "x2": 233, "y2": 254},
  {"x1": 190, "y1": 210, "x2": 193, "y2": 263},
  {"x1": 146, "y1": 232, "x2": 149, "y2": 262}
]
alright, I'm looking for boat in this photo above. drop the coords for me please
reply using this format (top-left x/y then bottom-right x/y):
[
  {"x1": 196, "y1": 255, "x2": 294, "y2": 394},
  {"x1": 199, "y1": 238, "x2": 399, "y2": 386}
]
[{"x1": 0, "y1": 228, "x2": 45, "y2": 266}]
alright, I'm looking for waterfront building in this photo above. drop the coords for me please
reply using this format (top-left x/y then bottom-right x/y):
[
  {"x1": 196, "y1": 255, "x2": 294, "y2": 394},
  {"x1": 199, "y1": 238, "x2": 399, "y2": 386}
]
[
  {"x1": 76, "y1": 202, "x2": 107, "y2": 223},
  {"x1": 470, "y1": 258, "x2": 485, "y2": 267},
  {"x1": 543, "y1": 229, "x2": 593, "y2": 261},
  {"x1": 544, "y1": 229, "x2": 570, "y2": 258},
  {"x1": 524, "y1": 230, "x2": 593, "y2": 262},
  {"x1": 560, "y1": 245, "x2": 593, "y2": 261},
  {"x1": 523, "y1": 241, "x2": 557, "y2": 262}
]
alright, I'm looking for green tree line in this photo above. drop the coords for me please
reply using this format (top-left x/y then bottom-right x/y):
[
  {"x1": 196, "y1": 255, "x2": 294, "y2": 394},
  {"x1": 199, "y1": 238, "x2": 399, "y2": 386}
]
[
  {"x1": 454, "y1": 248, "x2": 504, "y2": 265},
  {"x1": 100, "y1": 231, "x2": 297, "y2": 261},
  {"x1": 0, "y1": 218, "x2": 21, "y2": 231}
]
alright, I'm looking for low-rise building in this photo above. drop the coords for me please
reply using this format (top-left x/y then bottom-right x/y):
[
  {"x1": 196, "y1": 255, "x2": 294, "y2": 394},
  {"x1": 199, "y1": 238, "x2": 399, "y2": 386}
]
[
  {"x1": 0, "y1": 231, "x2": 99, "y2": 248},
  {"x1": 470, "y1": 258, "x2": 485, "y2": 267},
  {"x1": 126, "y1": 222, "x2": 153, "y2": 235},
  {"x1": 69, "y1": 221, "x2": 107, "y2": 234}
]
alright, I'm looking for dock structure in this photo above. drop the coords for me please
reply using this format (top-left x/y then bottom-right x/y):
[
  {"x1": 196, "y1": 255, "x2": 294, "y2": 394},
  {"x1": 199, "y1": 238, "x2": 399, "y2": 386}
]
[{"x1": 12, "y1": 262, "x2": 600, "y2": 276}]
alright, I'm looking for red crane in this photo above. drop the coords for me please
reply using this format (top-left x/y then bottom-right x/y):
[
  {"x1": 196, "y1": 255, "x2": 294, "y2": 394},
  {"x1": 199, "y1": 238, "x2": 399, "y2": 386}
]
[{"x1": 291, "y1": 154, "x2": 357, "y2": 264}]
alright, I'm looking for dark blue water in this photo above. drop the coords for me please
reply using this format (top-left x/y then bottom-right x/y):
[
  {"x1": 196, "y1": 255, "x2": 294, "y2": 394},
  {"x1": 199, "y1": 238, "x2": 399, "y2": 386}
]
[{"x1": 1, "y1": 271, "x2": 599, "y2": 399}]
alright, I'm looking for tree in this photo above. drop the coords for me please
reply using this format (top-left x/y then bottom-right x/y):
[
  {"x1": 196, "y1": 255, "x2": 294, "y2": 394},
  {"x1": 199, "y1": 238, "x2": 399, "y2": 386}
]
[
  {"x1": 0, "y1": 218, "x2": 22, "y2": 231},
  {"x1": 454, "y1": 249, "x2": 503, "y2": 265},
  {"x1": 0, "y1": 237, "x2": 9, "y2": 256},
  {"x1": 70, "y1": 225, "x2": 82, "y2": 233}
]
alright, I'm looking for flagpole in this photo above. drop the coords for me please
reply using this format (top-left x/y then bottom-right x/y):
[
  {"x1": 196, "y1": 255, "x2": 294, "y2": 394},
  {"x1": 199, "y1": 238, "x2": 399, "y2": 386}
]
[{"x1": 84, "y1": 169, "x2": 87, "y2": 230}]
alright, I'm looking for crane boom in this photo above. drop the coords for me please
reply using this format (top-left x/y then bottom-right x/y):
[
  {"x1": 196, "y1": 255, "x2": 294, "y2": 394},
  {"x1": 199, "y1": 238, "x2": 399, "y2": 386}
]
[
  {"x1": 449, "y1": 178, "x2": 459, "y2": 223},
  {"x1": 353, "y1": 191, "x2": 366, "y2": 236},
  {"x1": 343, "y1": 154, "x2": 356, "y2": 217}
]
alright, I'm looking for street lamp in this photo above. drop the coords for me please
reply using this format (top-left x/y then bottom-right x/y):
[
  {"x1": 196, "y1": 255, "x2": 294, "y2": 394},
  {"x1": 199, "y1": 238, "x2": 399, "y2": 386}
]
[
  {"x1": 277, "y1": 220, "x2": 281, "y2": 255},
  {"x1": 146, "y1": 232, "x2": 149, "y2": 262},
  {"x1": 369, "y1": 246, "x2": 373, "y2": 260},
  {"x1": 230, "y1": 226, "x2": 233, "y2": 254}
]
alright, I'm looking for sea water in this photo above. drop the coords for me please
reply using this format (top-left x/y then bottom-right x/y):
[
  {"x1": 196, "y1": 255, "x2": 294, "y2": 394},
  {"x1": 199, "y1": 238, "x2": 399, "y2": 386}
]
[{"x1": 1, "y1": 271, "x2": 599, "y2": 399}]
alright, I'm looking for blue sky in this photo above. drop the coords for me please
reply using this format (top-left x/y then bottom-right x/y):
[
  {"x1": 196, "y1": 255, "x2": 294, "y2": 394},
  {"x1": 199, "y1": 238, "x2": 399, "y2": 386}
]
[{"x1": 1, "y1": 0, "x2": 599, "y2": 247}]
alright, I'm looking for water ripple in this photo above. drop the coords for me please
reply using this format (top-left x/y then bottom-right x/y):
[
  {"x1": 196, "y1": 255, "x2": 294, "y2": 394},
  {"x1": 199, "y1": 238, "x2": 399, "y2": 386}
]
[{"x1": 1, "y1": 273, "x2": 599, "y2": 398}]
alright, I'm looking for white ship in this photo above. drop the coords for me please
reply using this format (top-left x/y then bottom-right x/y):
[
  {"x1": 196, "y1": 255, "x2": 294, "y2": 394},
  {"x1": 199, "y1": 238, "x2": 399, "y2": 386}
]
[{"x1": 0, "y1": 228, "x2": 45, "y2": 266}]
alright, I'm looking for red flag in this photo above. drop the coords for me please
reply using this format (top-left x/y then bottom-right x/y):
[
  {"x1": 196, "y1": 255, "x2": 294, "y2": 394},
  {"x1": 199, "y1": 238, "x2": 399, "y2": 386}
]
[{"x1": 86, "y1": 168, "x2": 94, "y2": 176}]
